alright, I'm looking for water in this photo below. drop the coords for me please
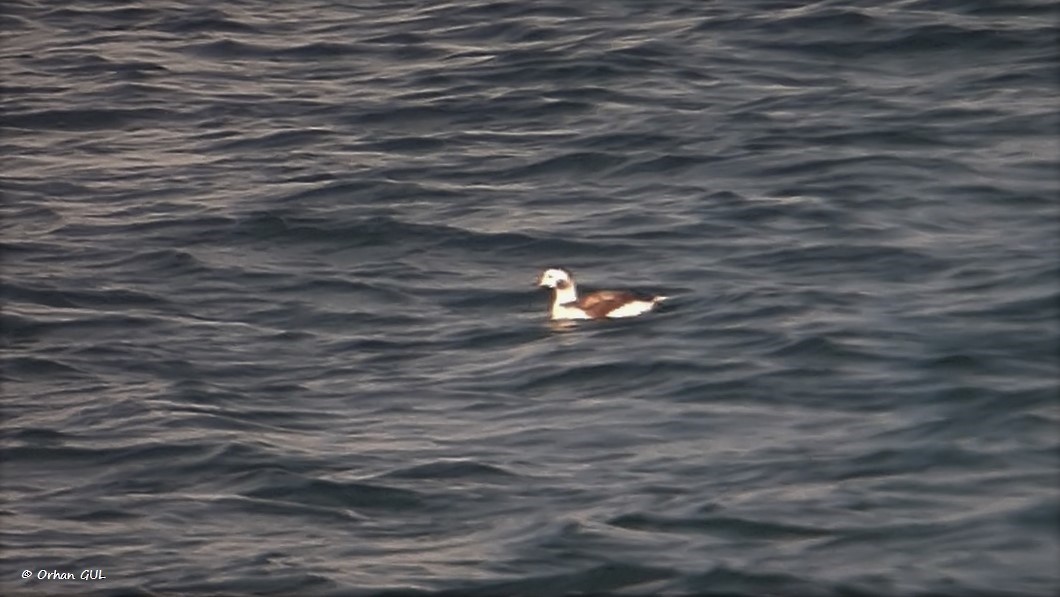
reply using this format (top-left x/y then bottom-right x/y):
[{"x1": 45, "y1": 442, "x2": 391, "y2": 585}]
[{"x1": 2, "y1": 1, "x2": 1058, "y2": 595}]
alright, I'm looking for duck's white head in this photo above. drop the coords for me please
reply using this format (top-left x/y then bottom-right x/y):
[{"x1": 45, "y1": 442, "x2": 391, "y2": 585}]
[{"x1": 537, "y1": 267, "x2": 574, "y2": 290}]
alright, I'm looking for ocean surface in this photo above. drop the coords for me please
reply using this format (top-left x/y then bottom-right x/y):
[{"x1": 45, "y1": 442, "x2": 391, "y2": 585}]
[{"x1": 1, "y1": 1, "x2": 1057, "y2": 595}]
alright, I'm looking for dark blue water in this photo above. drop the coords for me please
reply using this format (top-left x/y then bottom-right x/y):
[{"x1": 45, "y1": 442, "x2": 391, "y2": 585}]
[{"x1": 2, "y1": 1, "x2": 1057, "y2": 595}]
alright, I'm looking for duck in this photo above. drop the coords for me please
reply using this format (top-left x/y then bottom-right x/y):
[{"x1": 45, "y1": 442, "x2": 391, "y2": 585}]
[{"x1": 536, "y1": 267, "x2": 667, "y2": 320}]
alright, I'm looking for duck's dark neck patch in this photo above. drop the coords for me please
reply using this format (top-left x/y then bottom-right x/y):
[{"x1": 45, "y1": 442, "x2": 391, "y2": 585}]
[{"x1": 556, "y1": 279, "x2": 572, "y2": 290}]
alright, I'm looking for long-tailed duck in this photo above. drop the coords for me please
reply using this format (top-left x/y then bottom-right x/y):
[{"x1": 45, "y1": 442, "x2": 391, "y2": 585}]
[{"x1": 537, "y1": 267, "x2": 667, "y2": 320}]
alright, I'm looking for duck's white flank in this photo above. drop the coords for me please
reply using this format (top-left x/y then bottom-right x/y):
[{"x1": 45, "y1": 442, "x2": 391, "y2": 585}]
[{"x1": 536, "y1": 267, "x2": 667, "y2": 321}]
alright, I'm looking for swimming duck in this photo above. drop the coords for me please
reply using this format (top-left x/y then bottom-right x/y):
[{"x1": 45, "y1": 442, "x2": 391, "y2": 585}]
[{"x1": 537, "y1": 267, "x2": 667, "y2": 320}]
